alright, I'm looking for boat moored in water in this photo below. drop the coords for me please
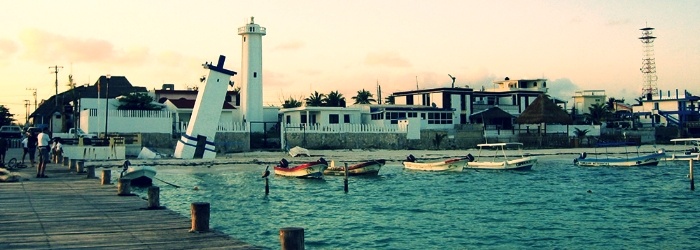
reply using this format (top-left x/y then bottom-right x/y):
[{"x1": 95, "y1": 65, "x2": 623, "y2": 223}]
[
  {"x1": 274, "y1": 158, "x2": 328, "y2": 178},
  {"x1": 402, "y1": 154, "x2": 473, "y2": 172},
  {"x1": 466, "y1": 142, "x2": 537, "y2": 170},
  {"x1": 120, "y1": 160, "x2": 157, "y2": 187},
  {"x1": 324, "y1": 159, "x2": 385, "y2": 176},
  {"x1": 573, "y1": 142, "x2": 666, "y2": 167}
]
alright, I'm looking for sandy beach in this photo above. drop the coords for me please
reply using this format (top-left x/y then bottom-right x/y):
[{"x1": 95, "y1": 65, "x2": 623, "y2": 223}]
[{"x1": 3, "y1": 143, "x2": 683, "y2": 181}]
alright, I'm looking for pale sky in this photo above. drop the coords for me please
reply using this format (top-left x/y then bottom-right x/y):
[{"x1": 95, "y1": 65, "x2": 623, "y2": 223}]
[{"x1": 2, "y1": 0, "x2": 699, "y2": 124}]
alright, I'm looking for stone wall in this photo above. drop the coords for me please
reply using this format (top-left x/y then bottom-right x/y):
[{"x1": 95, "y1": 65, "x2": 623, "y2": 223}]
[
  {"x1": 139, "y1": 132, "x2": 250, "y2": 154},
  {"x1": 284, "y1": 124, "x2": 484, "y2": 150}
]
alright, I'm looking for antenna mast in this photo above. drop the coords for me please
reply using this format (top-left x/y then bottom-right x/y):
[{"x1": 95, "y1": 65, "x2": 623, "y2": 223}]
[{"x1": 639, "y1": 25, "x2": 658, "y2": 97}]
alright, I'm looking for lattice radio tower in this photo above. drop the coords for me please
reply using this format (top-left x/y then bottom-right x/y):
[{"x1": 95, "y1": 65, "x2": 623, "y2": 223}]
[{"x1": 639, "y1": 26, "x2": 658, "y2": 97}]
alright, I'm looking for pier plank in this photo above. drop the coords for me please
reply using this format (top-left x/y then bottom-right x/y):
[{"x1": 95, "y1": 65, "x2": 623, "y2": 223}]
[{"x1": 0, "y1": 149, "x2": 261, "y2": 250}]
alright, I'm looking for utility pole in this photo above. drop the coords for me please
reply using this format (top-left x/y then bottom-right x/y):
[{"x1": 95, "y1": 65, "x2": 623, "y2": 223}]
[
  {"x1": 49, "y1": 65, "x2": 63, "y2": 107},
  {"x1": 26, "y1": 88, "x2": 37, "y2": 111},
  {"x1": 24, "y1": 100, "x2": 30, "y2": 124}
]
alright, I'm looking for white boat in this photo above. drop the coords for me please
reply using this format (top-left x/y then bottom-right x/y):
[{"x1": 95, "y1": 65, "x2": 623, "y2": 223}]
[
  {"x1": 120, "y1": 160, "x2": 157, "y2": 186},
  {"x1": 573, "y1": 142, "x2": 666, "y2": 167},
  {"x1": 466, "y1": 143, "x2": 537, "y2": 170},
  {"x1": 288, "y1": 146, "x2": 310, "y2": 157},
  {"x1": 402, "y1": 154, "x2": 473, "y2": 172},
  {"x1": 667, "y1": 138, "x2": 700, "y2": 161},
  {"x1": 324, "y1": 159, "x2": 385, "y2": 176}
]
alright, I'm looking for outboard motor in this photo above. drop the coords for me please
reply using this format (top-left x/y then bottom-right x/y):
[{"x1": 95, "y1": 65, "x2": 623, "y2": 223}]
[
  {"x1": 466, "y1": 153, "x2": 475, "y2": 162},
  {"x1": 406, "y1": 154, "x2": 416, "y2": 162},
  {"x1": 279, "y1": 158, "x2": 289, "y2": 168},
  {"x1": 579, "y1": 152, "x2": 587, "y2": 159}
]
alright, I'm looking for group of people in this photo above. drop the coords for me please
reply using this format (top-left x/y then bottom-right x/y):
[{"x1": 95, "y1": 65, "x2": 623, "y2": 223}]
[{"x1": 7, "y1": 127, "x2": 63, "y2": 178}]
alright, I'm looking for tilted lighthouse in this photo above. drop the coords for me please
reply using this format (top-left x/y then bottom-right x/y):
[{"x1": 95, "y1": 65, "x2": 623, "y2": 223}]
[
  {"x1": 174, "y1": 55, "x2": 236, "y2": 159},
  {"x1": 238, "y1": 17, "x2": 266, "y2": 131}
]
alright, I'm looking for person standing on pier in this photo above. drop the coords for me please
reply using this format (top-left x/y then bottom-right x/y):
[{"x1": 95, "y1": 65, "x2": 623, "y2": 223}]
[
  {"x1": 26, "y1": 130, "x2": 37, "y2": 165},
  {"x1": 36, "y1": 127, "x2": 51, "y2": 178}
]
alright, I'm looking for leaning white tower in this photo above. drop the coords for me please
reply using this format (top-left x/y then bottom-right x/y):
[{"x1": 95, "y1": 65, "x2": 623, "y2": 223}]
[{"x1": 238, "y1": 17, "x2": 266, "y2": 131}]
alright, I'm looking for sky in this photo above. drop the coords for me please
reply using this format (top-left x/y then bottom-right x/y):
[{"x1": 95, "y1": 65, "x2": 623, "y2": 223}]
[{"x1": 1, "y1": 0, "x2": 700, "y2": 124}]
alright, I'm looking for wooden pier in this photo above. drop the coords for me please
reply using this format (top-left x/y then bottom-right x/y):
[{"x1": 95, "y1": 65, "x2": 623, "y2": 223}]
[{"x1": 0, "y1": 149, "x2": 260, "y2": 249}]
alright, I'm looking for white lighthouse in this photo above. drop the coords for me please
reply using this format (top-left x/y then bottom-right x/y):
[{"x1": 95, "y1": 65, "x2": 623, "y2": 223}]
[
  {"x1": 174, "y1": 55, "x2": 236, "y2": 159},
  {"x1": 238, "y1": 17, "x2": 266, "y2": 131}
]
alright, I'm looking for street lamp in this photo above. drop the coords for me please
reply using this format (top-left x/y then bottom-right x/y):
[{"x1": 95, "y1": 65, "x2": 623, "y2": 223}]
[{"x1": 104, "y1": 74, "x2": 111, "y2": 138}]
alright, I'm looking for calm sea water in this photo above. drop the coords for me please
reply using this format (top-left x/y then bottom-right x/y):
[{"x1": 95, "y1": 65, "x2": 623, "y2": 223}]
[{"x1": 134, "y1": 157, "x2": 700, "y2": 249}]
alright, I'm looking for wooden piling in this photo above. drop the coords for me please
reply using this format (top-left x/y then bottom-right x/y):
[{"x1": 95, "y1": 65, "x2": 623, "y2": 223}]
[
  {"x1": 76, "y1": 160, "x2": 85, "y2": 173},
  {"x1": 344, "y1": 163, "x2": 349, "y2": 193},
  {"x1": 117, "y1": 178, "x2": 131, "y2": 196},
  {"x1": 86, "y1": 165, "x2": 96, "y2": 178},
  {"x1": 190, "y1": 202, "x2": 210, "y2": 232},
  {"x1": 280, "y1": 227, "x2": 305, "y2": 250},
  {"x1": 690, "y1": 159, "x2": 695, "y2": 191},
  {"x1": 69, "y1": 159, "x2": 77, "y2": 172},
  {"x1": 147, "y1": 186, "x2": 161, "y2": 209},
  {"x1": 101, "y1": 169, "x2": 112, "y2": 185},
  {"x1": 265, "y1": 177, "x2": 269, "y2": 195}
]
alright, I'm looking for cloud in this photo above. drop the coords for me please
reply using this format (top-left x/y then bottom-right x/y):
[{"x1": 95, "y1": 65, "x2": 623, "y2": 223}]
[
  {"x1": 19, "y1": 28, "x2": 115, "y2": 63},
  {"x1": 273, "y1": 41, "x2": 304, "y2": 51},
  {"x1": 547, "y1": 78, "x2": 580, "y2": 101},
  {"x1": 0, "y1": 38, "x2": 18, "y2": 60},
  {"x1": 364, "y1": 51, "x2": 412, "y2": 68}
]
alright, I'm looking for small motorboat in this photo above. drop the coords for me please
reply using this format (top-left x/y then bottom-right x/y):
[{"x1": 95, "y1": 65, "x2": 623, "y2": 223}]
[
  {"x1": 324, "y1": 159, "x2": 385, "y2": 176},
  {"x1": 274, "y1": 158, "x2": 328, "y2": 178},
  {"x1": 402, "y1": 154, "x2": 473, "y2": 172},
  {"x1": 573, "y1": 142, "x2": 666, "y2": 167},
  {"x1": 120, "y1": 160, "x2": 157, "y2": 187},
  {"x1": 466, "y1": 143, "x2": 537, "y2": 170}
]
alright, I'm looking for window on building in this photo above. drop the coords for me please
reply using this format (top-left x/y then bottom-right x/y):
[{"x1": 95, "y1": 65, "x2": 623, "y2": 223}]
[
  {"x1": 408, "y1": 112, "x2": 417, "y2": 118},
  {"x1": 254, "y1": 72, "x2": 257, "y2": 78},
  {"x1": 329, "y1": 114, "x2": 339, "y2": 124},
  {"x1": 344, "y1": 114, "x2": 350, "y2": 123},
  {"x1": 301, "y1": 114, "x2": 307, "y2": 124},
  {"x1": 406, "y1": 96, "x2": 414, "y2": 105},
  {"x1": 427, "y1": 112, "x2": 453, "y2": 124},
  {"x1": 286, "y1": 115, "x2": 291, "y2": 124}
]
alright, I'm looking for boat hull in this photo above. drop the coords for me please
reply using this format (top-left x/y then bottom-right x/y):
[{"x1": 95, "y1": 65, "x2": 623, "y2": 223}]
[
  {"x1": 467, "y1": 156, "x2": 537, "y2": 170},
  {"x1": 121, "y1": 166, "x2": 157, "y2": 187},
  {"x1": 324, "y1": 160, "x2": 385, "y2": 176},
  {"x1": 403, "y1": 158, "x2": 469, "y2": 172},
  {"x1": 274, "y1": 162, "x2": 328, "y2": 178},
  {"x1": 574, "y1": 152, "x2": 665, "y2": 167}
]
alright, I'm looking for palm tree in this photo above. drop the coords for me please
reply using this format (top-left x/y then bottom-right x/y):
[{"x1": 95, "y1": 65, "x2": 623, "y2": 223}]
[
  {"x1": 282, "y1": 97, "x2": 302, "y2": 108},
  {"x1": 323, "y1": 91, "x2": 346, "y2": 107},
  {"x1": 305, "y1": 91, "x2": 326, "y2": 107},
  {"x1": 384, "y1": 95, "x2": 395, "y2": 105},
  {"x1": 352, "y1": 89, "x2": 376, "y2": 104},
  {"x1": 584, "y1": 103, "x2": 611, "y2": 125}
]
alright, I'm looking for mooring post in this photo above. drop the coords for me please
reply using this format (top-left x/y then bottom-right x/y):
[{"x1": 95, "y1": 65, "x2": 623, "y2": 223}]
[
  {"x1": 280, "y1": 227, "x2": 305, "y2": 250},
  {"x1": 101, "y1": 169, "x2": 112, "y2": 185},
  {"x1": 86, "y1": 165, "x2": 96, "y2": 178},
  {"x1": 690, "y1": 159, "x2": 695, "y2": 191},
  {"x1": 76, "y1": 160, "x2": 85, "y2": 173},
  {"x1": 69, "y1": 159, "x2": 77, "y2": 172},
  {"x1": 148, "y1": 186, "x2": 161, "y2": 209},
  {"x1": 265, "y1": 177, "x2": 269, "y2": 195},
  {"x1": 190, "y1": 202, "x2": 210, "y2": 232},
  {"x1": 344, "y1": 163, "x2": 349, "y2": 193},
  {"x1": 117, "y1": 178, "x2": 131, "y2": 196}
]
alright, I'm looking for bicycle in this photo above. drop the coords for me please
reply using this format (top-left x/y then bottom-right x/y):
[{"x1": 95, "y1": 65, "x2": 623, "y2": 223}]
[{"x1": 2, "y1": 158, "x2": 28, "y2": 170}]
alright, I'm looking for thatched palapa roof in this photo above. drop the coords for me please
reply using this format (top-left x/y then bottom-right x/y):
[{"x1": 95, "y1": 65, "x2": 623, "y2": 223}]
[{"x1": 515, "y1": 94, "x2": 573, "y2": 125}]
